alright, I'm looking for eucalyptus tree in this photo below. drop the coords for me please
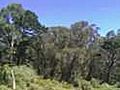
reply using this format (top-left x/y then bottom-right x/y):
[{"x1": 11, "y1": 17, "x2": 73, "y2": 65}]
[
  {"x1": 100, "y1": 30, "x2": 120, "y2": 83},
  {"x1": 0, "y1": 3, "x2": 45, "y2": 65},
  {"x1": 70, "y1": 21, "x2": 100, "y2": 48}
]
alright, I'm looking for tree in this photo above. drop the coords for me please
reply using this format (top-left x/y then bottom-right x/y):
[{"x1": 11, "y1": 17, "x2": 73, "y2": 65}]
[
  {"x1": 100, "y1": 30, "x2": 120, "y2": 83},
  {"x1": 0, "y1": 3, "x2": 45, "y2": 65},
  {"x1": 70, "y1": 21, "x2": 100, "y2": 48}
]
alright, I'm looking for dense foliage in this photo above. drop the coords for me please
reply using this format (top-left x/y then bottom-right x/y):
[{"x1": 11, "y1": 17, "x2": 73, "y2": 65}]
[
  {"x1": 0, "y1": 3, "x2": 120, "y2": 90},
  {"x1": 0, "y1": 65, "x2": 119, "y2": 90}
]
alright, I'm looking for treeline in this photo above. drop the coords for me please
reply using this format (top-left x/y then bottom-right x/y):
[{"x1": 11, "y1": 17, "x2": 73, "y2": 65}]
[{"x1": 0, "y1": 3, "x2": 120, "y2": 87}]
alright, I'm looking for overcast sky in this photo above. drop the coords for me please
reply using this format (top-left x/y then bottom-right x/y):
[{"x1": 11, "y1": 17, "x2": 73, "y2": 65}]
[{"x1": 0, "y1": 0, "x2": 120, "y2": 35}]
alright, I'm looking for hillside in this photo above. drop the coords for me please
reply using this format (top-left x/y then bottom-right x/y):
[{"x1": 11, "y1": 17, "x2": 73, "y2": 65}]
[{"x1": 0, "y1": 3, "x2": 120, "y2": 90}]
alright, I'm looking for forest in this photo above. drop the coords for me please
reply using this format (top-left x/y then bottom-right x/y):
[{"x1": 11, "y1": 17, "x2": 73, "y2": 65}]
[{"x1": 0, "y1": 3, "x2": 120, "y2": 90}]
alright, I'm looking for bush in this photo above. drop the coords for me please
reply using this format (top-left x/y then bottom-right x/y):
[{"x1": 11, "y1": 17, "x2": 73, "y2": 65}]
[
  {"x1": 115, "y1": 82, "x2": 120, "y2": 88},
  {"x1": 90, "y1": 78, "x2": 100, "y2": 88},
  {"x1": 0, "y1": 65, "x2": 120, "y2": 90},
  {"x1": 0, "y1": 65, "x2": 74, "y2": 90},
  {"x1": 78, "y1": 79, "x2": 93, "y2": 90}
]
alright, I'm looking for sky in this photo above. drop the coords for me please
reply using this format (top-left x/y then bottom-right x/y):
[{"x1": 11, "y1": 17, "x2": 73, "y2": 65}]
[{"x1": 0, "y1": 0, "x2": 120, "y2": 36}]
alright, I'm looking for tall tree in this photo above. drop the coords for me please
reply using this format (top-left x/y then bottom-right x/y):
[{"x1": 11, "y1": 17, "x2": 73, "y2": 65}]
[
  {"x1": 100, "y1": 30, "x2": 120, "y2": 83},
  {"x1": 0, "y1": 3, "x2": 46, "y2": 65}
]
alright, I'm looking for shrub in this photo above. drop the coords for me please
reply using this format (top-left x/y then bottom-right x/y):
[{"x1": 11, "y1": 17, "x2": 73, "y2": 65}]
[{"x1": 90, "y1": 78, "x2": 100, "y2": 88}]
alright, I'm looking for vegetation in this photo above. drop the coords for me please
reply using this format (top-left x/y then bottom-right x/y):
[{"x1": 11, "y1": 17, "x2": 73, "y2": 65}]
[
  {"x1": 0, "y1": 65, "x2": 74, "y2": 90},
  {"x1": 0, "y1": 3, "x2": 120, "y2": 90}
]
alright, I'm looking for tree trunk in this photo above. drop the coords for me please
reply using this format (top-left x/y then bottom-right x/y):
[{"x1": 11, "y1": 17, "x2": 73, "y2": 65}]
[
  {"x1": 86, "y1": 59, "x2": 94, "y2": 81},
  {"x1": 104, "y1": 53, "x2": 116, "y2": 83},
  {"x1": 11, "y1": 70, "x2": 16, "y2": 90}
]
